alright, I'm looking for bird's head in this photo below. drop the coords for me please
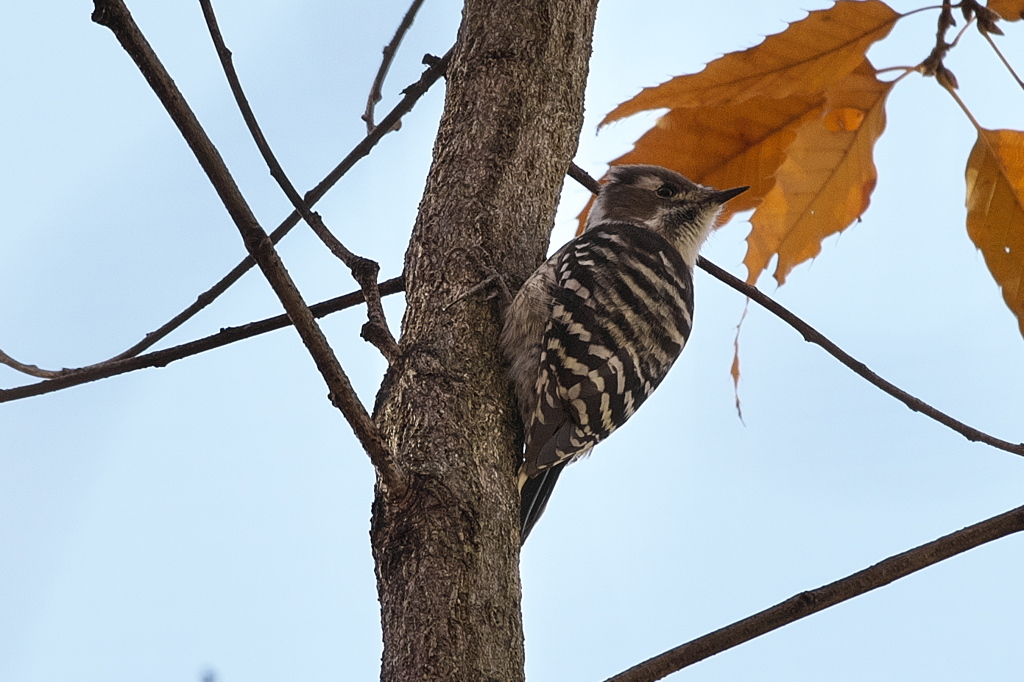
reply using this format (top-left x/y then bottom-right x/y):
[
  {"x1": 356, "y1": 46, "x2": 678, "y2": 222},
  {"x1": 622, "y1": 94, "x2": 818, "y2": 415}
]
[{"x1": 585, "y1": 165, "x2": 748, "y2": 266}]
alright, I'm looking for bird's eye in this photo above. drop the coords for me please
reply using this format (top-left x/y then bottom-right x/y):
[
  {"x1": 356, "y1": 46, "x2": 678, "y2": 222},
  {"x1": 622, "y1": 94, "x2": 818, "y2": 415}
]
[{"x1": 655, "y1": 184, "x2": 677, "y2": 198}]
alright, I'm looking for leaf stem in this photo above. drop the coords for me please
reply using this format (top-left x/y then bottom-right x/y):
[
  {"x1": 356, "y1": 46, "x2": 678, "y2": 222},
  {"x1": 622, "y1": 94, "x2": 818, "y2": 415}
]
[
  {"x1": 983, "y1": 30, "x2": 1024, "y2": 91},
  {"x1": 875, "y1": 65, "x2": 917, "y2": 75},
  {"x1": 898, "y1": 4, "x2": 947, "y2": 19},
  {"x1": 942, "y1": 81, "x2": 984, "y2": 131}
]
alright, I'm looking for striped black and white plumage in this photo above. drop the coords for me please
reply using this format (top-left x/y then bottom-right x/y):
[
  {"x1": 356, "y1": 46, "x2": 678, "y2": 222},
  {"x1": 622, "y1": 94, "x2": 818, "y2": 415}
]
[{"x1": 501, "y1": 165, "x2": 747, "y2": 543}]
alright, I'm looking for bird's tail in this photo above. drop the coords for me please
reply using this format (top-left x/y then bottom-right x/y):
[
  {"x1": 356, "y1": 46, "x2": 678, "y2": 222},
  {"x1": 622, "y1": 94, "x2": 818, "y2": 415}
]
[{"x1": 519, "y1": 463, "x2": 566, "y2": 545}]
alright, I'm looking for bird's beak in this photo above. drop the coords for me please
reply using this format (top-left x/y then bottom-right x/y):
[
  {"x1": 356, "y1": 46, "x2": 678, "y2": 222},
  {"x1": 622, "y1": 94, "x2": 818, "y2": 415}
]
[{"x1": 710, "y1": 186, "x2": 749, "y2": 203}]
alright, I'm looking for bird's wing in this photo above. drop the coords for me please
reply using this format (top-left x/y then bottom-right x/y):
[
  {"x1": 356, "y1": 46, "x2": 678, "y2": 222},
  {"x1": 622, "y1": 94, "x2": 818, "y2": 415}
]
[{"x1": 522, "y1": 223, "x2": 694, "y2": 477}]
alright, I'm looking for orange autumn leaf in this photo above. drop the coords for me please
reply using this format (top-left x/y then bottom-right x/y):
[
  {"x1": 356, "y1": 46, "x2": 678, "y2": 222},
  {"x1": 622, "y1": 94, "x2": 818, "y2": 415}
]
[
  {"x1": 965, "y1": 129, "x2": 1024, "y2": 336},
  {"x1": 988, "y1": 0, "x2": 1024, "y2": 21},
  {"x1": 600, "y1": 0, "x2": 899, "y2": 123},
  {"x1": 824, "y1": 107, "x2": 866, "y2": 132},
  {"x1": 597, "y1": 92, "x2": 826, "y2": 229},
  {"x1": 745, "y1": 60, "x2": 893, "y2": 285}
]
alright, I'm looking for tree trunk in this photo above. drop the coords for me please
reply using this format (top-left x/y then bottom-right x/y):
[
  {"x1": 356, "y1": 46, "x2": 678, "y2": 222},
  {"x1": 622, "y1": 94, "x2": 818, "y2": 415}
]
[{"x1": 370, "y1": 1, "x2": 599, "y2": 680}]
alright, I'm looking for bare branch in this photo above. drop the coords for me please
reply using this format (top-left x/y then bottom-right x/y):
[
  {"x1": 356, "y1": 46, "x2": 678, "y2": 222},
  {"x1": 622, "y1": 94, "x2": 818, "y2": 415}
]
[
  {"x1": 569, "y1": 160, "x2": 602, "y2": 194},
  {"x1": 0, "y1": 277, "x2": 404, "y2": 404},
  {"x1": 567, "y1": 163, "x2": 1024, "y2": 458},
  {"x1": 605, "y1": 504, "x2": 1024, "y2": 682},
  {"x1": 697, "y1": 257, "x2": 1024, "y2": 457},
  {"x1": 199, "y1": 0, "x2": 401, "y2": 363},
  {"x1": 1, "y1": 39, "x2": 449, "y2": 383},
  {"x1": 0, "y1": 348, "x2": 62, "y2": 379},
  {"x1": 362, "y1": 0, "x2": 427, "y2": 133},
  {"x1": 91, "y1": 0, "x2": 405, "y2": 494},
  {"x1": 105, "y1": 47, "x2": 448, "y2": 363}
]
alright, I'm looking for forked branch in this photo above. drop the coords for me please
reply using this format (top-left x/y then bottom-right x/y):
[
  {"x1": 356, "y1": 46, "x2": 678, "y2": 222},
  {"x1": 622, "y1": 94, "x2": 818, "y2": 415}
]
[
  {"x1": 0, "y1": 349, "x2": 62, "y2": 380},
  {"x1": 697, "y1": 258, "x2": 1024, "y2": 457},
  {"x1": 0, "y1": 278, "x2": 404, "y2": 403},
  {"x1": 0, "y1": 40, "x2": 449, "y2": 380},
  {"x1": 91, "y1": 0, "x2": 405, "y2": 494},
  {"x1": 200, "y1": 0, "x2": 400, "y2": 363}
]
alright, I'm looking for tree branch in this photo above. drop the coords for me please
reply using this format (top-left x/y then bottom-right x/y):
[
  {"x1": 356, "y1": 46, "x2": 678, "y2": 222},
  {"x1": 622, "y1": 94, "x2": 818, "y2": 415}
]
[
  {"x1": 0, "y1": 348, "x2": 62, "y2": 379},
  {"x1": 0, "y1": 277, "x2": 404, "y2": 404},
  {"x1": 566, "y1": 163, "x2": 1024, "y2": 459},
  {"x1": 199, "y1": 0, "x2": 401, "y2": 363},
  {"x1": 568, "y1": 160, "x2": 602, "y2": 194},
  {"x1": 605, "y1": 503, "x2": 1024, "y2": 682},
  {"x1": 115, "y1": 49, "x2": 448, "y2": 355},
  {"x1": 362, "y1": 0, "x2": 427, "y2": 133},
  {"x1": 696, "y1": 257, "x2": 1024, "y2": 457},
  {"x1": 91, "y1": 0, "x2": 405, "y2": 494},
  {"x1": 1, "y1": 36, "x2": 448, "y2": 384}
]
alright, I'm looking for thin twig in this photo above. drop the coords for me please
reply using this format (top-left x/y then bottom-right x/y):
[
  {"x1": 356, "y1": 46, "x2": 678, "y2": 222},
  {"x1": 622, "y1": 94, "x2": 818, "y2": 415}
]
[
  {"x1": 362, "y1": 0, "x2": 426, "y2": 133},
  {"x1": 696, "y1": 257, "x2": 1024, "y2": 456},
  {"x1": 566, "y1": 163, "x2": 1024, "y2": 458},
  {"x1": 0, "y1": 349, "x2": 62, "y2": 379},
  {"x1": 918, "y1": 0, "x2": 952, "y2": 77},
  {"x1": 917, "y1": 0, "x2": 967, "y2": 88},
  {"x1": 605, "y1": 504, "x2": 1024, "y2": 682},
  {"x1": 568, "y1": 161, "x2": 602, "y2": 194},
  {"x1": 105, "y1": 48, "x2": 449, "y2": 357},
  {"x1": 1, "y1": 41, "x2": 449, "y2": 379},
  {"x1": 948, "y1": 15, "x2": 975, "y2": 48},
  {"x1": 91, "y1": 0, "x2": 405, "y2": 494},
  {"x1": 0, "y1": 277, "x2": 404, "y2": 403},
  {"x1": 199, "y1": 0, "x2": 400, "y2": 363}
]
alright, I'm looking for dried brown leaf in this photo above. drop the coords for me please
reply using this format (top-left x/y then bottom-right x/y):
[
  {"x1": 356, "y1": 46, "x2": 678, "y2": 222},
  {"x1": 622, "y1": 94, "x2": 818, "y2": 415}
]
[
  {"x1": 731, "y1": 302, "x2": 750, "y2": 422},
  {"x1": 601, "y1": 0, "x2": 899, "y2": 124},
  {"x1": 744, "y1": 60, "x2": 894, "y2": 284},
  {"x1": 578, "y1": 92, "x2": 826, "y2": 233},
  {"x1": 965, "y1": 128, "x2": 1024, "y2": 336}
]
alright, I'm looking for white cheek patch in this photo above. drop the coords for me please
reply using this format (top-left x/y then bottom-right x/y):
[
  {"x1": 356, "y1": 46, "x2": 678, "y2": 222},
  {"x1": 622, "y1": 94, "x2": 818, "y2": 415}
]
[
  {"x1": 705, "y1": 205, "x2": 724, "y2": 226},
  {"x1": 641, "y1": 205, "x2": 672, "y2": 231},
  {"x1": 669, "y1": 205, "x2": 723, "y2": 267}
]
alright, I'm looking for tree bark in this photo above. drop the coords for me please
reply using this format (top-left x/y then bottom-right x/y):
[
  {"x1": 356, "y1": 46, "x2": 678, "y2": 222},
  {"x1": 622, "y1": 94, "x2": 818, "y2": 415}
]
[{"x1": 371, "y1": 1, "x2": 599, "y2": 680}]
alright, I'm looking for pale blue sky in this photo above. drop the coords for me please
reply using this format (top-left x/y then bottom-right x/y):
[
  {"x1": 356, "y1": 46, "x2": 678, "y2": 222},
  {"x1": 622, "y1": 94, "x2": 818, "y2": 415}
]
[{"x1": 2, "y1": 1, "x2": 1023, "y2": 680}]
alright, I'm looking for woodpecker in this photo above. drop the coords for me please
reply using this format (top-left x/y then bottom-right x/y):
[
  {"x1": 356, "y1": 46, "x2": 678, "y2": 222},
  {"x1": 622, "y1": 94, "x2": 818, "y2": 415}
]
[{"x1": 501, "y1": 165, "x2": 747, "y2": 543}]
